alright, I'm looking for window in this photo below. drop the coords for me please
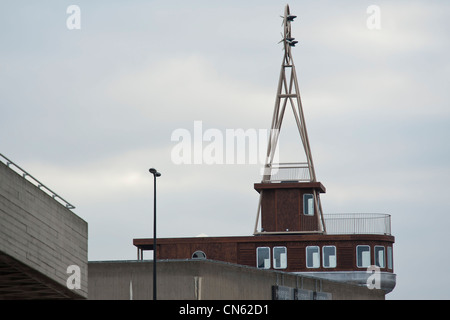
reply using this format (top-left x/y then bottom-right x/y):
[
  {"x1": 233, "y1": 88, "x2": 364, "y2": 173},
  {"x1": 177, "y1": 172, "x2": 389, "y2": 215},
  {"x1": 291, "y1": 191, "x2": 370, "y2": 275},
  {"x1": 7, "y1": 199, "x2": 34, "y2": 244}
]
[
  {"x1": 306, "y1": 246, "x2": 320, "y2": 268},
  {"x1": 387, "y1": 247, "x2": 393, "y2": 270},
  {"x1": 303, "y1": 194, "x2": 314, "y2": 215},
  {"x1": 374, "y1": 246, "x2": 385, "y2": 268},
  {"x1": 356, "y1": 245, "x2": 371, "y2": 268},
  {"x1": 323, "y1": 246, "x2": 337, "y2": 268},
  {"x1": 192, "y1": 250, "x2": 206, "y2": 259},
  {"x1": 273, "y1": 247, "x2": 287, "y2": 269},
  {"x1": 257, "y1": 247, "x2": 271, "y2": 269}
]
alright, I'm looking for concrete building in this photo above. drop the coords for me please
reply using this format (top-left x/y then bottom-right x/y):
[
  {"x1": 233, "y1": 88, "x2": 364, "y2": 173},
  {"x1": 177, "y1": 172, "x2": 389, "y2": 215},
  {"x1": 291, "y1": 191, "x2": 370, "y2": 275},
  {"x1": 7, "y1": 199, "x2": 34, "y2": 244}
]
[
  {"x1": 88, "y1": 259, "x2": 385, "y2": 300},
  {"x1": 0, "y1": 157, "x2": 88, "y2": 299}
]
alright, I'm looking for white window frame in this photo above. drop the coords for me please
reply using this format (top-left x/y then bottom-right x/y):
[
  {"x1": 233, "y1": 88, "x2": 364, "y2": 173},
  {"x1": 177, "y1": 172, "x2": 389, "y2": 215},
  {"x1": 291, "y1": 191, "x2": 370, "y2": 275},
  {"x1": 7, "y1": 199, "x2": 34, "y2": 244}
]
[
  {"x1": 387, "y1": 246, "x2": 393, "y2": 270},
  {"x1": 356, "y1": 245, "x2": 371, "y2": 268},
  {"x1": 273, "y1": 246, "x2": 287, "y2": 269},
  {"x1": 306, "y1": 246, "x2": 320, "y2": 268},
  {"x1": 374, "y1": 246, "x2": 385, "y2": 268},
  {"x1": 303, "y1": 194, "x2": 314, "y2": 216},
  {"x1": 257, "y1": 247, "x2": 271, "y2": 269},
  {"x1": 322, "y1": 246, "x2": 337, "y2": 268},
  {"x1": 191, "y1": 250, "x2": 207, "y2": 259}
]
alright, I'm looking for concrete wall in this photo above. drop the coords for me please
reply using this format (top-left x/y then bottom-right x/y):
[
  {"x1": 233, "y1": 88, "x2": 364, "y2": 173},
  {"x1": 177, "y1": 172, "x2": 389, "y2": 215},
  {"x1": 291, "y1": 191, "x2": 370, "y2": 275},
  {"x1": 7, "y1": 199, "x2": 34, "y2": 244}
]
[
  {"x1": 0, "y1": 161, "x2": 88, "y2": 298},
  {"x1": 88, "y1": 259, "x2": 385, "y2": 300}
]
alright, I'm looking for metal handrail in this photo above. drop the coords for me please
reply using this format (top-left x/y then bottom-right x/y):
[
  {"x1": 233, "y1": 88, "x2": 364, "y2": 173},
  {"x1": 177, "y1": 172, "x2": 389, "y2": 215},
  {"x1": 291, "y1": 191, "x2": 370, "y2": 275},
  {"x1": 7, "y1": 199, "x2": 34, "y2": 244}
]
[
  {"x1": 323, "y1": 213, "x2": 391, "y2": 235},
  {"x1": 263, "y1": 162, "x2": 312, "y2": 182},
  {"x1": 0, "y1": 153, "x2": 75, "y2": 210}
]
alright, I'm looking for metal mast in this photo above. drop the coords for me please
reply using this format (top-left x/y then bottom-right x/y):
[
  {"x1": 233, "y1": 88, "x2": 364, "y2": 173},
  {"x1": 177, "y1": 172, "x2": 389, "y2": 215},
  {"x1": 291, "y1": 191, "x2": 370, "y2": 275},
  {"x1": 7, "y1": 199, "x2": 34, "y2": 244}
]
[{"x1": 254, "y1": 4, "x2": 326, "y2": 234}]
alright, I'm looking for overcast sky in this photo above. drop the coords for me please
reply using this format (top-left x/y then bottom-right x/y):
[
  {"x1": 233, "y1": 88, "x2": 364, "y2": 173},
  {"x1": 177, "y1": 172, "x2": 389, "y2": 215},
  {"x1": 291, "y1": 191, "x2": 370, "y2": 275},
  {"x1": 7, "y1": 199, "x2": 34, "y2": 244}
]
[{"x1": 1, "y1": 1, "x2": 449, "y2": 299}]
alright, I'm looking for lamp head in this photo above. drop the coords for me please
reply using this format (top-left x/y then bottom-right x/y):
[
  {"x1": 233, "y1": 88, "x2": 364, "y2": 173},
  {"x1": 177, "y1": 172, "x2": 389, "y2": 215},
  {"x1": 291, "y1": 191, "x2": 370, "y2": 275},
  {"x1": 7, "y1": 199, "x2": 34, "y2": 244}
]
[{"x1": 149, "y1": 168, "x2": 161, "y2": 177}]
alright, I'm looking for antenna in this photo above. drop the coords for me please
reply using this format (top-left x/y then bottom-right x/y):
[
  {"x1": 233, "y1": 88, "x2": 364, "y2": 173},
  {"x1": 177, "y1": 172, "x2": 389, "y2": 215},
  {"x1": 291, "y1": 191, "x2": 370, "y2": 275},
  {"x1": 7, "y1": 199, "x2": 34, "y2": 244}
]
[
  {"x1": 263, "y1": 4, "x2": 315, "y2": 182},
  {"x1": 254, "y1": 5, "x2": 326, "y2": 235}
]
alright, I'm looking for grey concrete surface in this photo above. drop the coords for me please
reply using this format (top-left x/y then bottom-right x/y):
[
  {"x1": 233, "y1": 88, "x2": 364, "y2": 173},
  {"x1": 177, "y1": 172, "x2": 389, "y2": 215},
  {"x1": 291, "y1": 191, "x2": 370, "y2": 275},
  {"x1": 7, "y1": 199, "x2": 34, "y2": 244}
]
[
  {"x1": 0, "y1": 161, "x2": 88, "y2": 298},
  {"x1": 88, "y1": 259, "x2": 385, "y2": 300}
]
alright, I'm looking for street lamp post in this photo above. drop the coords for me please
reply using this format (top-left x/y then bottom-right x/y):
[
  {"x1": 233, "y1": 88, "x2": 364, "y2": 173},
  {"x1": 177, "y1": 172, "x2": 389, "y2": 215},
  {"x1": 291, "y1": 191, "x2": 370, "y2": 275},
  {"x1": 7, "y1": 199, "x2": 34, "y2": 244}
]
[{"x1": 149, "y1": 168, "x2": 161, "y2": 300}]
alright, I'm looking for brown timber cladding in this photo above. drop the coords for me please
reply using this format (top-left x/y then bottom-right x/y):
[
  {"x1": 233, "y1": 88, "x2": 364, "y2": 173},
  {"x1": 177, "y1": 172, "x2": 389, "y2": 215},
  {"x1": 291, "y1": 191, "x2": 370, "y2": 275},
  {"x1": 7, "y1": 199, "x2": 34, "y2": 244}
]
[{"x1": 136, "y1": 233, "x2": 394, "y2": 274}]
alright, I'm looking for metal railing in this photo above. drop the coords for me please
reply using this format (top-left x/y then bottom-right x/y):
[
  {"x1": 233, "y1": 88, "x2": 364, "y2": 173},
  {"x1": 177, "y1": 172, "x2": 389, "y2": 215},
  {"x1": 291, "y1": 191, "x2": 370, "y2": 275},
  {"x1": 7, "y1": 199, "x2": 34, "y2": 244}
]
[
  {"x1": 0, "y1": 153, "x2": 75, "y2": 210},
  {"x1": 262, "y1": 162, "x2": 311, "y2": 182},
  {"x1": 323, "y1": 213, "x2": 391, "y2": 235}
]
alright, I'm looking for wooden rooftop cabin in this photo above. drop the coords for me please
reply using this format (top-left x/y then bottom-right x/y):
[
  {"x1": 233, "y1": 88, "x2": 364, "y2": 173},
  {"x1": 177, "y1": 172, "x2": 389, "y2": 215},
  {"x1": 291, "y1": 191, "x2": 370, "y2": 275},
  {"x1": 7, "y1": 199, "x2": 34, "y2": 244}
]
[{"x1": 134, "y1": 5, "x2": 396, "y2": 294}]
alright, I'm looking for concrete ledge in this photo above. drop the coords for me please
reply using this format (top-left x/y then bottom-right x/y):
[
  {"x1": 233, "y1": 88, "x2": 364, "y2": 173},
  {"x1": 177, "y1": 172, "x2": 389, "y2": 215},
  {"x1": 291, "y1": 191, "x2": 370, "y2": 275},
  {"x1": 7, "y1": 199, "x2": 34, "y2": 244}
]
[
  {"x1": 295, "y1": 271, "x2": 396, "y2": 293},
  {"x1": 88, "y1": 259, "x2": 386, "y2": 300}
]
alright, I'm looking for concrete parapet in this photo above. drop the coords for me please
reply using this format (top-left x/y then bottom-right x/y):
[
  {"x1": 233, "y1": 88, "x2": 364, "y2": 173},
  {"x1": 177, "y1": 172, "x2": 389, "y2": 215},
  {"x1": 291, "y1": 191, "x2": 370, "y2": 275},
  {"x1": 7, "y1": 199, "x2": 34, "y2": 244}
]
[
  {"x1": 88, "y1": 259, "x2": 385, "y2": 300},
  {"x1": 0, "y1": 161, "x2": 88, "y2": 299}
]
